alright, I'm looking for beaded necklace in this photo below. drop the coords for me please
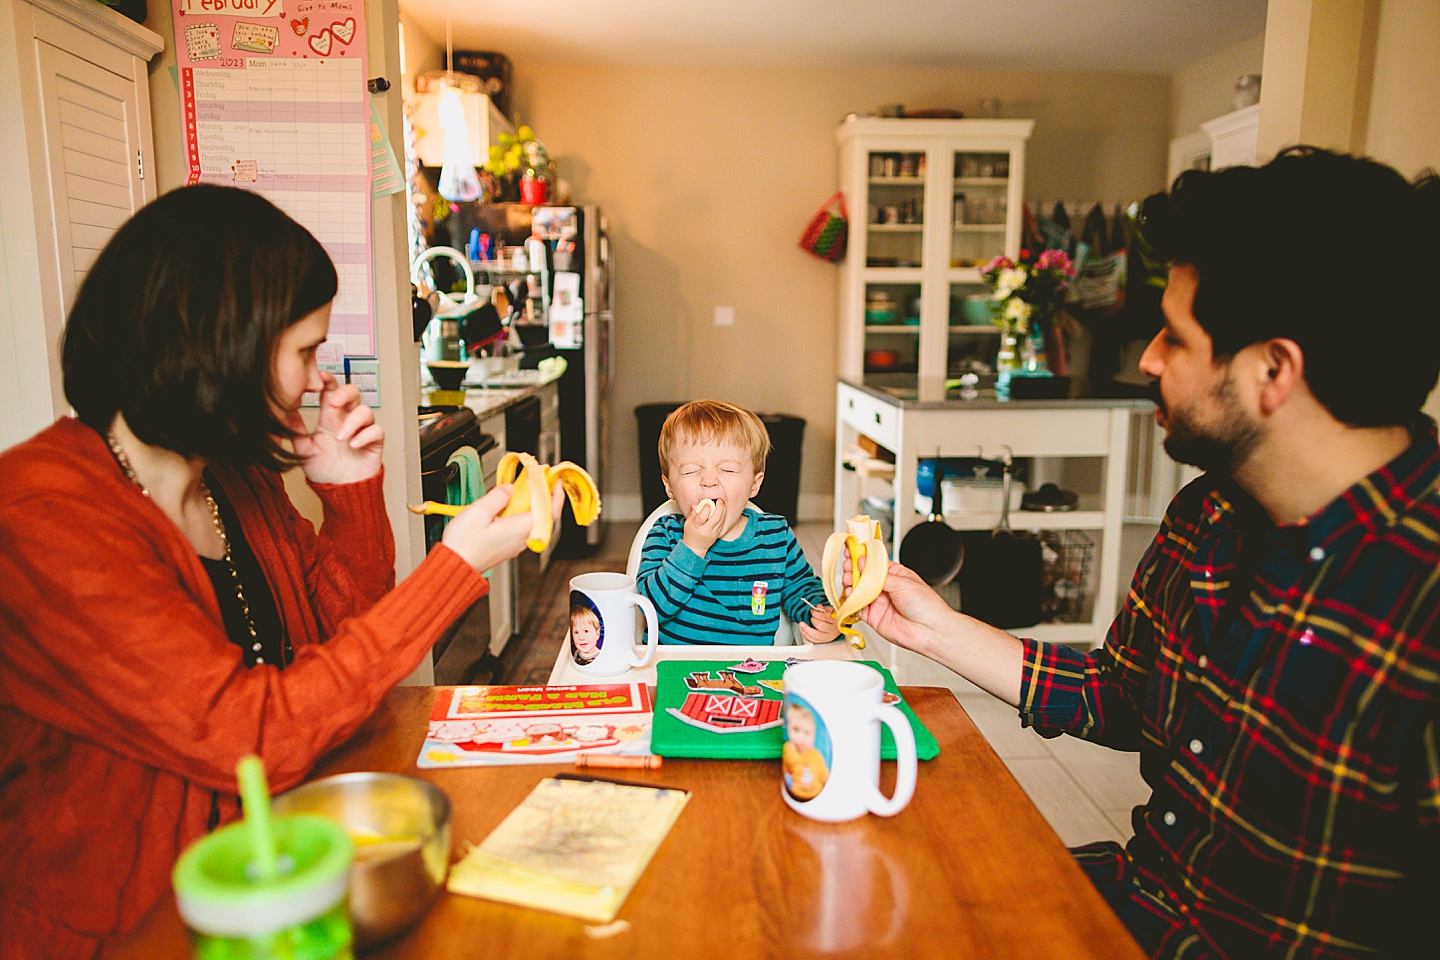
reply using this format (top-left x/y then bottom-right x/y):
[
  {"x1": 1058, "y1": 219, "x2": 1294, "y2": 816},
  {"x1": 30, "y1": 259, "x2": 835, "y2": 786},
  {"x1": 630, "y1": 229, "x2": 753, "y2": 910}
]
[{"x1": 106, "y1": 428, "x2": 280, "y2": 666}]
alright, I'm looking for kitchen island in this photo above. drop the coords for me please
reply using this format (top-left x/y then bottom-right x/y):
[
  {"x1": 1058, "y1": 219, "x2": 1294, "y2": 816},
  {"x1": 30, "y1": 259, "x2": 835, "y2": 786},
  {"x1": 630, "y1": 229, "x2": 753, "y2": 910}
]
[{"x1": 835, "y1": 377, "x2": 1151, "y2": 662}]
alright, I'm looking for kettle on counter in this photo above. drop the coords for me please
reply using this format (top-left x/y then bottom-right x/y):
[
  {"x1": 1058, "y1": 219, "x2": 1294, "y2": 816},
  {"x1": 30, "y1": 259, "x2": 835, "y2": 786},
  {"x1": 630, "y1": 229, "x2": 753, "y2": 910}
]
[{"x1": 411, "y1": 246, "x2": 482, "y2": 363}]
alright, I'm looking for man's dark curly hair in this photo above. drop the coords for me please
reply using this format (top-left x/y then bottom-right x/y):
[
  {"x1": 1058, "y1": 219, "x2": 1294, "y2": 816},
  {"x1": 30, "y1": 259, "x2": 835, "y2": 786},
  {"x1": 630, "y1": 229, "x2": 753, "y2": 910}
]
[{"x1": 1135, "y1": 146, "x2": 1440, "y2": 427}]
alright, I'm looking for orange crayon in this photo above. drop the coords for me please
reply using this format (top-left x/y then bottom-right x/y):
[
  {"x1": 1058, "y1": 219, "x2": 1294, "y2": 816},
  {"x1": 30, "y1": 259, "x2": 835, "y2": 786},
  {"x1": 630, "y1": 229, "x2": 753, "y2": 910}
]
[{"x1": 575, "y1": 754, "x2": 663, "y2": 770}]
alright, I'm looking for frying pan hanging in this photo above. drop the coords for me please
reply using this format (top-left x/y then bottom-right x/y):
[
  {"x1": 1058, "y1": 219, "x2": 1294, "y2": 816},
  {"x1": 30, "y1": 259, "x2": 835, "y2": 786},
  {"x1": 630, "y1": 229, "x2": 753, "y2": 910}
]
[
  {"x1": 957, "y1": 455, "x2": 1043, "y2": 628},
  {"x1": 899, "y1": 457, "x2": 965, "y2": 586}
]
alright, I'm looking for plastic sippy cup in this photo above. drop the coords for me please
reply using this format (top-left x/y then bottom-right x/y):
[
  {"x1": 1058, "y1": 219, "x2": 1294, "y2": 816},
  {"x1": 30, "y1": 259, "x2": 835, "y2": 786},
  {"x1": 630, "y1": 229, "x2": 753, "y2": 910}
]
[{"x1": 172, "y1": 757, "x2": 355, "y2": 960}]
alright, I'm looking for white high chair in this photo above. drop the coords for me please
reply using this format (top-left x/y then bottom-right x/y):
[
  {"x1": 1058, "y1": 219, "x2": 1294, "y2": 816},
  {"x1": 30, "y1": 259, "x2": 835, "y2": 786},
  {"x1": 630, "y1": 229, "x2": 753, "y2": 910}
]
[{"x1": 626, "y1": 499, "x2": 799, "y2": 645}]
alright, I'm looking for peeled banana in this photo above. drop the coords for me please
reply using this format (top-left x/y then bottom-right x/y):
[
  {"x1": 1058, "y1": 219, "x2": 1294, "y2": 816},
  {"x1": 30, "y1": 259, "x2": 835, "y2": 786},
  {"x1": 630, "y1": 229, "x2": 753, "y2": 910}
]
[
  {"x1": 496, "y1": 452, "x2": 602, "y2": 552},
  {"x1": 820, "y1": 515, "x2": 889, "y2": 650}
]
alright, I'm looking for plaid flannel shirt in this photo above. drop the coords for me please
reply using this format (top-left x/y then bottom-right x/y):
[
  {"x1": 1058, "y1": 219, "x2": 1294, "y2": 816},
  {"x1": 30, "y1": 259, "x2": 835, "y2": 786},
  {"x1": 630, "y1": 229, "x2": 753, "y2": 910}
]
[{"x1": 1020, "y1": 425, "x2": 1440, "y2": 959}]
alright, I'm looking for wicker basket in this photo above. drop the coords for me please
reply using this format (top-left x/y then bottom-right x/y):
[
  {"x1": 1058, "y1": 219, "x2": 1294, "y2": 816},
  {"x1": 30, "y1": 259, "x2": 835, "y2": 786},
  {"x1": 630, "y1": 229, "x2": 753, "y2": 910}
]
[{"x1": 799, "y1": 192, "x2": 848, "y2": 262}]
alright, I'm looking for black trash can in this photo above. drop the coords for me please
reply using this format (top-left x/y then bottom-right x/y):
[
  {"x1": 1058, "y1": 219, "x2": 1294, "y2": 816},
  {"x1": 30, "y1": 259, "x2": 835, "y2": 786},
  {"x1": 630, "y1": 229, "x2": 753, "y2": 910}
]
[
  {"x1": 634, "y1": 403, "x2": 806, "y2": 527},
  {"x1": 752, "y1": 413, "x2": 805, "y2": 527},
  {"x1": 635, "y1": 402, "x2": 685, "y2": 518}
]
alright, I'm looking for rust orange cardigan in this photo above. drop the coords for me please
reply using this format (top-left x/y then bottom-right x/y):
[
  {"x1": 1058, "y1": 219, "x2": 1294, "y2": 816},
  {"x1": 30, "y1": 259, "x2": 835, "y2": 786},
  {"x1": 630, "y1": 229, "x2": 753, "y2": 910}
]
[{"x1": 0, "y1": 418, "x2": 488, "y2": 960}]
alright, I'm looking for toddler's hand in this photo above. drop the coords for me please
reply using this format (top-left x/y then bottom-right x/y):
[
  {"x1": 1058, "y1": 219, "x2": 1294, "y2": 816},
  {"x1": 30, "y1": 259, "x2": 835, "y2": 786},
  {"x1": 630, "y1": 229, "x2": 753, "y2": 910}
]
[
  {"x1": 681, "y1": 497, "x2": 727, "y2": 558},
  {"x1": 796, "y1": 604, "x2": 842, "y2": 643}
]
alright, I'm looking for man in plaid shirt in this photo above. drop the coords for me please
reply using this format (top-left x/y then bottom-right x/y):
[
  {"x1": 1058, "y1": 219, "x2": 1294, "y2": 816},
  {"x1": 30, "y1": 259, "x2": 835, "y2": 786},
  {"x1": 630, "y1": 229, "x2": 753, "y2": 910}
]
[{"x1": 864, "y1": 147, "x2": 1440, "y2": 958}]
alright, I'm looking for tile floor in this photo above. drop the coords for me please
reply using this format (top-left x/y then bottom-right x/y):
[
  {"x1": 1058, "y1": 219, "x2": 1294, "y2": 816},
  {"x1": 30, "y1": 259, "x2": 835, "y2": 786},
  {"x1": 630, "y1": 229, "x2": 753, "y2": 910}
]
[{"x1": 791, "y1": 521, "x2": 1151, "y2": 847}]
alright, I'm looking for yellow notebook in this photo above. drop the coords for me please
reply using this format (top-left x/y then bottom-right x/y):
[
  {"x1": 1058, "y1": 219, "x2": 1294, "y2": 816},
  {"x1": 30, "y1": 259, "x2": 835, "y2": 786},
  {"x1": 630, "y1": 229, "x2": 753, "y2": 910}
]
[{"x1": 447, "y1": 776, "x2": 689, "y2": 922}]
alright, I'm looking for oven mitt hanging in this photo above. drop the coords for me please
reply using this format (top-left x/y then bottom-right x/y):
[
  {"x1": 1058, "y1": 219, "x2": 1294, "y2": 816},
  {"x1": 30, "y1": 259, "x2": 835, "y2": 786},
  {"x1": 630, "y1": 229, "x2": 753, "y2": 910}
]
[{"x1": 799, "y1": 192, "x2": 848, "y2": 262}]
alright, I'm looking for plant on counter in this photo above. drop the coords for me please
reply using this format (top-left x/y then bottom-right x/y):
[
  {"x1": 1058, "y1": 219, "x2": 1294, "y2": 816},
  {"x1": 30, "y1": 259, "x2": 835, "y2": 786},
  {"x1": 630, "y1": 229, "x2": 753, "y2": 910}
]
[
  {"x1": 482, "y1": 125, "x2": 555, "y2": 204},
  {"x1": 980, "y1": 248, "x2": 1075, "y2": 379}
]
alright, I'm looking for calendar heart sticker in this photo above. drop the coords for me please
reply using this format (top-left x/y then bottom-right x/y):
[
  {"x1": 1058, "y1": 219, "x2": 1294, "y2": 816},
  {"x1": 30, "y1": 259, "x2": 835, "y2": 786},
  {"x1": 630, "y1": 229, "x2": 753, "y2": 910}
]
[
  {"x1": 331, "y1": 18, "x2": 355, "y2": 44},
  {"x1": 308, "y1": 28, "x2": 332, "y2": 56},
  {"x1": 290, "y1": 17, "x2": 308, "y2": 36}
]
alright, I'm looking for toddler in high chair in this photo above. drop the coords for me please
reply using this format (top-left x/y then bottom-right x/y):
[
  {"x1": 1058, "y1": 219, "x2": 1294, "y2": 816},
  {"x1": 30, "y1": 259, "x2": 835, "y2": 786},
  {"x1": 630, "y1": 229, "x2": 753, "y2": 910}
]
[{"x1": 635, "y1": 399, "x2": 841, "y2": 645}]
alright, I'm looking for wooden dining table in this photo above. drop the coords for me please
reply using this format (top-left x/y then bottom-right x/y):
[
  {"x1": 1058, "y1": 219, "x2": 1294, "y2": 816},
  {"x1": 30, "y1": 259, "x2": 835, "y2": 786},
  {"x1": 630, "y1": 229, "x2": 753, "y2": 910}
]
[{"x1": 107, "y1": 685, "x2": 1144, "y2": 960}]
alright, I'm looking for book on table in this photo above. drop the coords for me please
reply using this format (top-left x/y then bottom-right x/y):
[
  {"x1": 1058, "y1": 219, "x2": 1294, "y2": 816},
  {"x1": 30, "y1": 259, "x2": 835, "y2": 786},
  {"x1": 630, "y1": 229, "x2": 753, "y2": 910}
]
[
  {"x1": 447, "y1": 776, "x2": 690, "y2": 922},
  {"x1": 649, "y1": 657, "x2": 940, "y2": 760},
  {"x1": 417, "y1": 683, "x2": 653, "y2": 768}
]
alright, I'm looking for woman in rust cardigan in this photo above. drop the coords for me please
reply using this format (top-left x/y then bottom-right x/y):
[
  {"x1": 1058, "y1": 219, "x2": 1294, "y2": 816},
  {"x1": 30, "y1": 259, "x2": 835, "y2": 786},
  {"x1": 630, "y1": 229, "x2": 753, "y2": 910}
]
[{"x1": 0, "y1": 185, "x2": 556, "y2": 960}]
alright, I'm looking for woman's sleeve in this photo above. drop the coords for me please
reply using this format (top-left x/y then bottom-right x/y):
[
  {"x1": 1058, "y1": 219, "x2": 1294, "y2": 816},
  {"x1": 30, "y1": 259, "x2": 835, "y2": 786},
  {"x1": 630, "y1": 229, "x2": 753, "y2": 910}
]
[
  {"x1": 233, "y1": 468, "x2": 396, "y2": 634},
  {"x1": 0, "y1": 490, "x2": 486, "y2": 795}
]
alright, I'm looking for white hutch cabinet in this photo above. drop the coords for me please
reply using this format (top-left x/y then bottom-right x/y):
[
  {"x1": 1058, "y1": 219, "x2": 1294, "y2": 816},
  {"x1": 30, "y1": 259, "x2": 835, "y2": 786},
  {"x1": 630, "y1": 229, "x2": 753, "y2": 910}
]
[{"x1": 835, "y1": 116, "x2": 1034, "y2": 388}]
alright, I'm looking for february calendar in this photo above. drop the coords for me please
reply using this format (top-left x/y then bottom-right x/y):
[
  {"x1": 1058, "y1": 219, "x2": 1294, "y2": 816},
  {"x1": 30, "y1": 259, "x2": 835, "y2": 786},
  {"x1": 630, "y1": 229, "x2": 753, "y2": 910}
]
[{"x1": 173, "y1": 0, "x2": 375, "y2": 356}]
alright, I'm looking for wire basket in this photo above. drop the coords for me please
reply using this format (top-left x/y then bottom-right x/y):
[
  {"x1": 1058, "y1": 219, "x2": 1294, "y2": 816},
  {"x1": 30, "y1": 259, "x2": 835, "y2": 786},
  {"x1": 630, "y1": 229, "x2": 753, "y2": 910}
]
[{"x1": 1038, "y1": 530, "x2": 1094, "y2": 623}]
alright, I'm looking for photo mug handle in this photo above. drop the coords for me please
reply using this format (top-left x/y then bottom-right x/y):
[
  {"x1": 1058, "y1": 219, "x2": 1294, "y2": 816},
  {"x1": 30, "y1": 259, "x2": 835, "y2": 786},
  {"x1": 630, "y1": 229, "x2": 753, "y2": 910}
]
[
  {"x1": 866, "y1": 704, "x2": 917, "y2": 816},
  {"x1": 628, "y1": 594, "x2": 660, "y2": 667}
]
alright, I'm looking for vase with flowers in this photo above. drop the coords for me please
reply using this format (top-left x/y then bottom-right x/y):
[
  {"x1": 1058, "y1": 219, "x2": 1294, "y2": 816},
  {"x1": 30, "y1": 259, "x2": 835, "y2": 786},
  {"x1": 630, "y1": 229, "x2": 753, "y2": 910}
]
[{"x1": 980, "y1": 248, "x2": 1075, "y2": 398}]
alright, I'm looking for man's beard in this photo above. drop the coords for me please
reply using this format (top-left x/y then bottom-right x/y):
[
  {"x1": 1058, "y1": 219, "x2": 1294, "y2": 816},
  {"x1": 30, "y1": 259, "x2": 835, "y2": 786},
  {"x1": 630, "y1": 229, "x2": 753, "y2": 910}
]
[{"x1": 1149, "y1": 376, "x2": 1262, "y2": 475}]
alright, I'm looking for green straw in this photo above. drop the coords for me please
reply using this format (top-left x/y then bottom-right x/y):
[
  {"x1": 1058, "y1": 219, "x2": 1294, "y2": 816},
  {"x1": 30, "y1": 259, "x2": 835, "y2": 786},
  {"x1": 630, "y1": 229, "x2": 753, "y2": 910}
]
[{"x1": 236, "y1": 754, "x2": 279, "y2": 883}]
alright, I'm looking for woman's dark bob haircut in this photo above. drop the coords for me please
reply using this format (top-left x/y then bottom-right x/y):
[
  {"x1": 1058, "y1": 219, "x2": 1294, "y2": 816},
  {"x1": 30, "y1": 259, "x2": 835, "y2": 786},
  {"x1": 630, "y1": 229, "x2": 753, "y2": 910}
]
[{"x1": 62, "y1": 184, "x2": 337, "y2": 470}]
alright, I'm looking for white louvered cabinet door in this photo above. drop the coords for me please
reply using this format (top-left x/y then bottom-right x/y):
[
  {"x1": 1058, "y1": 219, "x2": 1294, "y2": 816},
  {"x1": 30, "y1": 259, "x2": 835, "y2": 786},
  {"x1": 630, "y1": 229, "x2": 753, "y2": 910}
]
[
  {"x1": 0, "y1": 0, "x2": 161, "y2": 446},
  {"x1": 33, "y1": 38, "x2": 153, "y2": 305}
]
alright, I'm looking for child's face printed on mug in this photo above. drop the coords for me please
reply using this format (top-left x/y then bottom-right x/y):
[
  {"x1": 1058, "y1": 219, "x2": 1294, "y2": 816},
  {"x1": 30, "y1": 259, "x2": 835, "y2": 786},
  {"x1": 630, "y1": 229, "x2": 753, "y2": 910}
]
[
  {"x1": 786, "y1": 706, "x2": 816, "y2": 752},
  {"x1": 572, "y1": 607, "x2": 601, "y2": 657}
]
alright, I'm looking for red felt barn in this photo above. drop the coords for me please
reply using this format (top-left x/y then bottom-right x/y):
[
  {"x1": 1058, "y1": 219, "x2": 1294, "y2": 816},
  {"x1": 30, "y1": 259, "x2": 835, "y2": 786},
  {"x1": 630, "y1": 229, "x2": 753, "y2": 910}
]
[{"x1": 676, "y1": 691, "x2": 782, "y2": 730}]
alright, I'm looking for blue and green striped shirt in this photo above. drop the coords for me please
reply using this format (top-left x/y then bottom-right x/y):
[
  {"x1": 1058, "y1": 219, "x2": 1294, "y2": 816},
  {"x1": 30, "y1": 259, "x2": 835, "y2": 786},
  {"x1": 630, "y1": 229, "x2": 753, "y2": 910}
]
[{"x1": 636, "y1": 508, "x2": 827, "y2": 645}]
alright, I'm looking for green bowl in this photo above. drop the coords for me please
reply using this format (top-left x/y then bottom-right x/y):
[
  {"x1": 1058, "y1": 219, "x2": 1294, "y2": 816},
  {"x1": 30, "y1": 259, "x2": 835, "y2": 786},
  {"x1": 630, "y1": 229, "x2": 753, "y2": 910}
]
[{"x1": 957, "y1": 296, "x2": 995, "y2": 326}]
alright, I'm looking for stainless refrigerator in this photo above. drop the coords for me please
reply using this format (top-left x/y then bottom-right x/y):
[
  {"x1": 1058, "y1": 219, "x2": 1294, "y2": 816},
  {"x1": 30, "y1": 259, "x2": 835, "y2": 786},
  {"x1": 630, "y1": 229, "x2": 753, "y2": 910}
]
[
  {"x1": 464, "y1": 202, "x2": 613, "y2": 555},
  {"x1": 534, "y1": 204, "x2": 612, "y2": 556}
]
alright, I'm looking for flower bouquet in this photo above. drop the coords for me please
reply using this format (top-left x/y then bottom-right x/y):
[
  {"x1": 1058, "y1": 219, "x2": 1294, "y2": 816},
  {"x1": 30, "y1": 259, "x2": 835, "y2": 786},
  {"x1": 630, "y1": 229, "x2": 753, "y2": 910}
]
[{"x1": 979, "y1": 249, "x2": 1075, "y2": 391}]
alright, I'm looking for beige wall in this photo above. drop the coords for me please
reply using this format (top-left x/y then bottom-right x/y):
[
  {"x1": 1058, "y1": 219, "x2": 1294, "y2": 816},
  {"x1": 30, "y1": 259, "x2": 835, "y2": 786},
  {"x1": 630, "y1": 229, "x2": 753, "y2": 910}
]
[
  {"x1": 505, "y1": 65, "x2": 1169, "y2": 518},
  {"x1": 1365, "y1": 0, "x2": 1440, "y2": 178},
  {"x1": 1171, "y1": 32, "x2": 1266, "y2": 140}
]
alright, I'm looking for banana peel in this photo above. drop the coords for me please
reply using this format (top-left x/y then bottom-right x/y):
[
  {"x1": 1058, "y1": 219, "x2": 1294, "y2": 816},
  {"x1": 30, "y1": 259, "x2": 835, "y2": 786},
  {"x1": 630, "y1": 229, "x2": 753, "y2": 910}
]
[
  {"x1": 496, "y1": 452, "x2": 602, "y2": 552},
  {"x1": 820, "y1": 515, "x2": 888, "y2": 650}
]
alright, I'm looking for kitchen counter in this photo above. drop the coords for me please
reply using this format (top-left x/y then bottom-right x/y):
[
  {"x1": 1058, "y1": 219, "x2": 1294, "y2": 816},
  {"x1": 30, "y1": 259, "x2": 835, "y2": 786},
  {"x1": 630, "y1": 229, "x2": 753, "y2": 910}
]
[
  {"x1": 839, "y1": 375, "x2": 1153, "y2": 411},
  {"x1": 459, "y1": 367, "x2": 565, "y2": 420}
]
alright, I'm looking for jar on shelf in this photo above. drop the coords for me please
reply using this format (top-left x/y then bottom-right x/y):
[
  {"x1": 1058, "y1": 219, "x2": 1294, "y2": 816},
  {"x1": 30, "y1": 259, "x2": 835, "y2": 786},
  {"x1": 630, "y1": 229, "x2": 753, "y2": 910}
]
[
  {"x1": 1232, "y1": 74, "x2": 1261, "y2": 110},
  {"x1": 865, "y1": 291, "x2": 897, "y2": 325}
]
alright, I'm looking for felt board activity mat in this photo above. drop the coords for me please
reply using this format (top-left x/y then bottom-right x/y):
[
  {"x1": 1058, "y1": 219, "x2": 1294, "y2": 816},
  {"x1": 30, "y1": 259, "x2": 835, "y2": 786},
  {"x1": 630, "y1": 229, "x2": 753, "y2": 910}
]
[{"x1": 651, "y1": 658, "x2": 939, "y2": 760}]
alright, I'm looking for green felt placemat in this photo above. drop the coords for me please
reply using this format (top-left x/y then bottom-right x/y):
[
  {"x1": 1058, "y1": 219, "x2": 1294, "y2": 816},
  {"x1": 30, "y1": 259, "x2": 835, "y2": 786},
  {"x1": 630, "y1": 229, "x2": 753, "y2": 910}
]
[{"x1": 651, "y1": 658, "x2": 939, "y2": 761}]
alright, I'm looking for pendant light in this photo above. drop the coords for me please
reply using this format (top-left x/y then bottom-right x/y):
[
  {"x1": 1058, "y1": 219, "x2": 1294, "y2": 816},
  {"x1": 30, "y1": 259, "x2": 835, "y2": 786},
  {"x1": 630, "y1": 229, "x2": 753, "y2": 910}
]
[{"x1": 435, "y1": 4, "x2": 480, "y2": 203}]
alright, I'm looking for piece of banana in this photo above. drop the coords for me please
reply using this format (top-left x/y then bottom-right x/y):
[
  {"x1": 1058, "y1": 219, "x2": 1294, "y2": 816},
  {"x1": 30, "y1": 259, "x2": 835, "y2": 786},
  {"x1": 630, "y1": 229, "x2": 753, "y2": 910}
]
[
  {"x1": 496, "y1": 452, "x2": 602, "y2": 552},
  {"x1": 820, "y1": 515, "x2": 888, "y2": 649},
  {"x1": 697, "y1": 498, "x2": 717, "y2": 520},
  {"x1": 407, "y1": 501, "x2": 464, "y2": 517}
]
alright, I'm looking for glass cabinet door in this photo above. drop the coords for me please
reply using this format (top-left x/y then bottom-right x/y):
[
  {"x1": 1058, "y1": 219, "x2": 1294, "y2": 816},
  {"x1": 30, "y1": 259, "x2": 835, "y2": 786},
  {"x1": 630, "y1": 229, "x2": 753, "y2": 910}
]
[
  {"x1": 862, "y1": 280, "x2": 921, "y2": 376},
  {"x1": 947, "y1": 279, "x2": 999, "y2": 378},
  {"x1": 864, "y1": 150, "x2": 926, "y2": 269},
  {"x1": 950, "y1": 150, "x2": 1011, "y2": 269}
]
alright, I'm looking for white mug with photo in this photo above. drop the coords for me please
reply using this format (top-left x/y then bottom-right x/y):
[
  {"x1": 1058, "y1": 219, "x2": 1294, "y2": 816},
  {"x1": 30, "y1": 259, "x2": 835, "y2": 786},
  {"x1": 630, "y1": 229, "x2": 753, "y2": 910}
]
[
  {"x1": 568, "y1": 572, "x2": 660, "y2": 677},
  {"x1": 781, "y1": 660, "x2": 917, "y2": 822}
]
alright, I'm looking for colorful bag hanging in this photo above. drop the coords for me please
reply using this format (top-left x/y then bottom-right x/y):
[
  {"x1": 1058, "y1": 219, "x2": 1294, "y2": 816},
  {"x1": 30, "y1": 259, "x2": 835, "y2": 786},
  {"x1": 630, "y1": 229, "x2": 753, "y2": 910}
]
[{"x1": 799, "y1": 192, "x2": 848, "y2": 262}]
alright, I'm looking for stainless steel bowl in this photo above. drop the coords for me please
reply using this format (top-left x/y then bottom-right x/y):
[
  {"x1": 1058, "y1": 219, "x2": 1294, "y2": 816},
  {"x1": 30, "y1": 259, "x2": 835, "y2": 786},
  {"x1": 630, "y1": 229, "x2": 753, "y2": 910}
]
[{"x1": 273, "y1": 772, "x2": 451, "y2": 950}]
